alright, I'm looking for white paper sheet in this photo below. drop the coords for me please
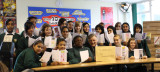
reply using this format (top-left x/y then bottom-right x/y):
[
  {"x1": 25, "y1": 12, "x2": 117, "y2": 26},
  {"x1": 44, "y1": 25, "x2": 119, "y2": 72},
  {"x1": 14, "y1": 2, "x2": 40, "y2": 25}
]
[
  {"x1": 44, "y1": 36, "x2": 56, "y2": 48},
  {"x1": 65, "y1": 36, "x2": 72, "y2": 49},
  {"x1": 108, "y1": 33, "x2": 114, "y2": 43},
  {"x1": 116, "y1": 46, "x2": 128, "y2": 59},
  {"x1": 3, "y1": 35, "x2": 13, "y2": 42},
  {"x1": 34, "y1": 28, "x2": 40, "y2": 36},
  {"x1": 52, "y1": 50, "x2": 68, "y2": 62},
  {"x1": 115, "y1": 47, "x2": 122, "y2": 57},
  {"x1": 28, "y1": 37, "x2": 41, "y2": 47},
  {"x1": 122, "y1": 33, "x2": 131, "y2": 42},
  {"x1": 80, "y1": 50, "x2": 89, "y2": 62},
  {"x1": 39, "y1": 51, "x2": 52, "y2": 62},
  {"x1": 134, "y1": 49, "x2": 143, "y2": 59},
  {"x1": 154, "y1": 37, "x2": 160, "y2": 45},
  {"x1": 135, "y1": 33, "x2": 143, "y2": 40},
  {"x1": 98, "y1": 34, "x2": 105, "y2": 43}
]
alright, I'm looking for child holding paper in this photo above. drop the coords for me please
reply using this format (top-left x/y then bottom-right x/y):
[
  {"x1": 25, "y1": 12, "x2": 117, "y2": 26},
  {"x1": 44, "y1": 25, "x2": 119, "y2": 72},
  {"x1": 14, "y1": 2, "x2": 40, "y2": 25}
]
[
  {"x1": 113, "y1": 35, "x2": 128, "y2": 60},
  {"x1": 16, "y1": 22, "x2": 39, "y2": 56},
  {"x1": 127, "y1": 38, "x2": 147, "y2": 72},
  {"x1": 51, "y1": 38, "x2": 69, "y2": 65},
  {"x1": 14, "y1": 40, "x2": 47, "y2": 72},
  {"x1": 68, "y1": 35, "x2": 94, "y2": 64},
  {"x1": 0, "y1": 19, "x2": 20, "y2": 71},
  {"x1": 121, "y1": 22, "x2": 132, "y2": 46},
  {"x1": 133, "y1": 23, "x2": 151, "y2": 57},
  {"x1": 61, "y1": 26, "x2": 72, "y2": 49},
  {"x1": 95, "y1": 25, "x2": 109, "y2": 46}
]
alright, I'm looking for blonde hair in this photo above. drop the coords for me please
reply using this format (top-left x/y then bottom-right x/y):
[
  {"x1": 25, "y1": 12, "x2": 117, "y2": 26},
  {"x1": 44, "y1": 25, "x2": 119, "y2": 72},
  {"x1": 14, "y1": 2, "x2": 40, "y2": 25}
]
[{"x1": 74, "y1": 21, "x2": 83, "y2": 34}]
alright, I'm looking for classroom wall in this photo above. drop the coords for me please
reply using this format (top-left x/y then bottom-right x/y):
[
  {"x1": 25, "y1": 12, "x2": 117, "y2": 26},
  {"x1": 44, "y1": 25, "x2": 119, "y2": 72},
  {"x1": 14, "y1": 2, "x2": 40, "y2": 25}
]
[{"x1": 16, "y1": 0, "x2": 128, "y2": 33}]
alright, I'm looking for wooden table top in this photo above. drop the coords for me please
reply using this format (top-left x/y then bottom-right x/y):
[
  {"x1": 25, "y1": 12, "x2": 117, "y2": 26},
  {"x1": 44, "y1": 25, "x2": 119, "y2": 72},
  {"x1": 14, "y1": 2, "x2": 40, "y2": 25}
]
[{"x1": 32, "y1": 58, "x2": 160, "y2": 71}]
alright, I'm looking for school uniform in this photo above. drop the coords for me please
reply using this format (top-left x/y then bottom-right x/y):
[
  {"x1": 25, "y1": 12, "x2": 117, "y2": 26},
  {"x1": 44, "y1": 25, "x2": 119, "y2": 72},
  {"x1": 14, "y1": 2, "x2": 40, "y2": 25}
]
[
  {"x1": 16, "y1": 34, "x2": 39, "y2": 56},
  {"x1": 67, "y1": 46, "x2": 94, "y2": 64},
  {"x1": 14, "y1": 48, "x2": 41, "y2": 72},
  {"x1": 61, "y1": 36, "x2": 72, "y2": 49}
]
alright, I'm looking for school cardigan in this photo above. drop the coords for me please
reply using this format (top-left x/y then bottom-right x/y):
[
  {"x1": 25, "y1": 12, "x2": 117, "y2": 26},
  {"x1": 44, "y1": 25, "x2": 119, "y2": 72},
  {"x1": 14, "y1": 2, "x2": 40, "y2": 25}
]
[
  {"x1": 14, "y1": 48, "x2": 41, "y2": 72},
  {"x1": 67, "y1": 47, "x2": 94, "y2": 64},
  {"x1": 16, "y1": 35, "x2": 39, "y2": 56}
]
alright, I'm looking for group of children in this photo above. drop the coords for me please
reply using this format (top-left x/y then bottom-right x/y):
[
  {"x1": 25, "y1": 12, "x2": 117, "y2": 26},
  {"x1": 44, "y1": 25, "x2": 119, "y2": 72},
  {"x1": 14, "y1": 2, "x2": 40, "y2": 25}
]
[{"x1": 0, "y1": 16, "x2": 151, "y2": 72}]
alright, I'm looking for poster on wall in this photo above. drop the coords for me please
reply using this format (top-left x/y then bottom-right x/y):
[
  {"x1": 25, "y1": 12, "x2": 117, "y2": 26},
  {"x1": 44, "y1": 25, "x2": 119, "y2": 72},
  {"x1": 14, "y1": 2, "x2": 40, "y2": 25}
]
[
  {"x1": 101, "y1": 7, "x2": 113, "y2": 28},
  {"x1": 28, "y1": 7, "x2": 91, "y2": 31},
  {"x1": 3, "y1": 0, "x2": 16, "y2": 17}
]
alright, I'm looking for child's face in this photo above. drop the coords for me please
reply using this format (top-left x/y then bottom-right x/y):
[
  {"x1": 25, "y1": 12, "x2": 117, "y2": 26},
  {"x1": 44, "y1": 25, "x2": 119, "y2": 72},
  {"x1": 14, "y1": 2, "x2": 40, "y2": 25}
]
[
  {"x1": 114, "y1": 36, "x2": 121, "y2": 46},
  {"x1": 68, "y1": 22, "x2": 73, "y2": 31},
  {"x1": 60, "y1": 21, "x2": 67, "y2": 29},
  {"x1": 6, "y1": 21, "x2": 14, "y2": 33},
  {"x1": 74, "y1": 37, "x2": 83, "y2": 47},
  {"x1": 27, "y1": 26, "x2": 34, "y2": 35},
  {"x1": 116, "y1": 24, "x2": 121, "y2": 30},
  {"x1": 83, "y1": 24, "x2": 89, "y2": 32},
  {"x1": 96, "y1": 27, "x2": 102, "y2": 33},
  {"x1": 57, "y1": 41, "x2": 66, "y2": 50},
  {"x1": 107, "y1": 28, "x2": 113, "y2": 34},
  {"x1": 130, "y1": 40, "x2": 136, "y2": 49},
  {"x1": 62, "y1": 28, "x2": 69, "y2": 38},
  {"x1": 123, "y1": 24, "x2": 129, "y2": 32},
  {"x1": 75, "y1": 25, "x2": 81, "y2": 33},
  {"x1": 33, "y1": 43, "x2": 44, "y2": 54},
  {"x1": 136, "y1": 27, "x2": 141, "y2": 33},
  {"x1": 45, "y1": 27, "x2": 52, "y2": 36}
]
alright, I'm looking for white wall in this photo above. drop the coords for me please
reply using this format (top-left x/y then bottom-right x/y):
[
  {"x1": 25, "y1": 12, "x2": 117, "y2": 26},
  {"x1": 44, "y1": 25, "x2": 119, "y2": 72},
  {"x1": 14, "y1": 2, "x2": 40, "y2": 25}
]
[{"x1": 16, "y1": 0, "x2": 122, "y2": 33}]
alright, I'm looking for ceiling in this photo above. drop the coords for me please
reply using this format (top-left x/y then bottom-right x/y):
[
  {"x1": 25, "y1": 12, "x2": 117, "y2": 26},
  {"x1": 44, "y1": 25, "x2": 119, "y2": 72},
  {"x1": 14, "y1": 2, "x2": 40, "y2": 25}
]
[{"x1": 87, "y1": 0, "x2": 149, "y2": 3}]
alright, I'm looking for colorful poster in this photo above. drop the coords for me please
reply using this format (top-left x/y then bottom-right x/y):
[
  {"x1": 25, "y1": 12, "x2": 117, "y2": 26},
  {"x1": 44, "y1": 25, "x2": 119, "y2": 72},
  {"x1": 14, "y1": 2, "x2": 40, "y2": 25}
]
[
  {"x1": 101, "y1": 7, "x2": 113, "y2": 28},
  {"x1": 28, "y1": 7, "x2": 91, "y2": 31}
]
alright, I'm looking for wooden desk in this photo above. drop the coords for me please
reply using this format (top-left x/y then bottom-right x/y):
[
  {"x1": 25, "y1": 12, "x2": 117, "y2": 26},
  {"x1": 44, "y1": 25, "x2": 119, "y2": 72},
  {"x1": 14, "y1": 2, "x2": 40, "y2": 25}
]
[{"x1": 32, "y1": 58, "x2": 160, "y2": 72}]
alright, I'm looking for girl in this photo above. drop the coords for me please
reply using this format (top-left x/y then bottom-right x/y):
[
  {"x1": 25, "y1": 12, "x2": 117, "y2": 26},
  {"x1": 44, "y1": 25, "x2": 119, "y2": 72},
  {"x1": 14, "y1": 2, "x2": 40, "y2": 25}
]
[
  {"x1": 68, "y1": 35, "x2": 94, "y2": 64},
  {"x1": 127, "y1": 38, "x2": 147, "y2": 72},
  {"x1": 14, "y1": 40, "x2": 47, "y2": 72},
  {"x1": 107, "y1": 26, "x2": 116, "y2": 44},
  {"x1": 115, "y1": 22, "x2": 121, "y2": 30},
  {"x1": 133, "y1": 23, "x2": 151, "y2": 58},
  {"x1": 82, "y1": 22, "x2": 91, "y2": 46},
  {"x1": 95, "y1": 24, "x2": 109, "y2": 46},
  {"x1": 73, "y1": 21, "x2": 83, "y2": 38},
  {"x1": 121, "y1": 22, "x2": 131, "y2": 46},
  {"x1": 16, "y1": 22, "x2": 39, "y2": 57},
  {"x1": 60, "y1": 26, "x2": 72, "y2": 49},
  {"x1": 51, "y1": 38, "x2": 69, "y2": 65}
]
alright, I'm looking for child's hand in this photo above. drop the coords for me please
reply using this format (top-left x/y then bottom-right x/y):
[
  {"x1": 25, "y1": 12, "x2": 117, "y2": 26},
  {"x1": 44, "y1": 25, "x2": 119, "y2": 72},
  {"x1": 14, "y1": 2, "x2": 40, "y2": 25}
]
[
  {"x1": 130, "y1": 56, "x2": 135, "y2": 59},
  {"x1": 85, "y1": 57, "x2": 92, "y2": 62},
  {"x1": 13, "y1": 52, "x2": 16, "y2": 57},
  {"x1": 116, "y1": 56, "x2": 122, "y2": 60},
  {"x1": 41, "y1": 62, "x2": 47, "y2": 67},
  {"x1": 142, "y1": 56, "x2": 148, "y2": 59},
  {"x1": 137, "y1": 40, "x2": 141, "y2": 43},
  {"x1": 109, "y1": 43, "x2": 112, "y2": 46},
  {"x1": 51, "y1": 61, "x2": 59, "y2": 66},
  {"x1": 99, "y1": 43, "x2": 104, "y2": 46},
  {"x1": 59, "y1": 62, "x2": 69, "y2": 65}
]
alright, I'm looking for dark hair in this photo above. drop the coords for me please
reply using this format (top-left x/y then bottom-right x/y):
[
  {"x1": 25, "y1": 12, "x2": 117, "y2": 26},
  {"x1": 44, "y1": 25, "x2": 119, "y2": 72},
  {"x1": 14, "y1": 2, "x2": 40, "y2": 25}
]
[
  {"x1": 56, "y1": 38, "x2": 66, "y2": 46},
  {"x1": 82, "y1": 22, "x2": 89, "y2": 33},
  {"x1": 61, "y1": 26, "x2": 69, "y2": 33},
  {"x1": 24, "y1": 21, "x2": 34, "y2": 33},
  {"x1": 107, "y1": 26, "x2": 117, "y2": 35},
  {"x1": 58, "y1": 18, "x2": 66, "y2": 26},
  {"x1": 95, "y1": 24, "x2": 104, "y2": 34},
  {"x1": 5, "y1": 19, "x2": 13, "y2": 26},
  {"x1": 121, "y1": 22, "x2": 130, "y2": 33},
  {"x1": 127, "y1": 38, "x2": 137, "y2": 51},
  {"x1": 27, "y1": 16, "x2": 37, "y2": 22},
  {"x1": 32, "y1": 40, "x2": 44, "y2": 48},
  {"x1": 72, "y1": 35, "x2": 83, "y2": 46},
  {"x1": 40, "y1": 23, "x2": 54, "y2": 37},
  {"x1": 67, "y1": 21, "x2": 73, "y2": 23},
  {"x1": 115, "y1": 22, "x2": 121, "y2": 27},
  {"x1": 133, "y1": 23, "x2": 142, "y2": 37},
  {"x1": 99, "y1": 22, "x2": 104, "y2": 26}
]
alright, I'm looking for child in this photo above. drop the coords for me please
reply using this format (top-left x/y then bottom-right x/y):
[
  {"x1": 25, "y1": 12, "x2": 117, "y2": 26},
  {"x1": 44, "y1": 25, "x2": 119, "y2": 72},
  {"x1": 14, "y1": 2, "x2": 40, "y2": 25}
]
[
  {"x1": 107, "y1": 26, "x2": 116, "y2": 35},
  {"x1": 16, "y1": 22, "x2": 39, "y2": 56},
  {"x1": 67, "y1": 21, "x2": 74, "y2": 35},
  {"x1": 121, "y1": 22, "x2": 131, "y2": 46},
  {"x1": 67, "y1": 35, "x2": 94, "y2": 64},
  {"x1": 113, "y1": 34, "x2": 128, "y2": 60},
  {"x1": 127, "y1": 38, "x2": 147, "y2": 72},
  {"x1": 115, "y1": 22, "x2": 121, "y2": 30},
  {"x1": 73, "y1": 21, "x2": 83, "y2": 38},
  {"x1": 0, "y1": 19, "x2": 20, "y2": 71},
  {"x1": 82, "y1": 22, "x2": 91, "y2": 46},
  {"x1": 14, "y1": 40, "x2": 47, "y2": 72},
  {"x1": 133, "y1": 23, "x2": 151, "y2": 57},
  {"x1": 51, "y1": 38, "x2": 69, "y2": 65},
  {"x1": 60, "y1": 26, "x2": 72, "y2": 49},
  {"x1": 95, "y1": 24, "x2": 109, "y2": 46}
]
